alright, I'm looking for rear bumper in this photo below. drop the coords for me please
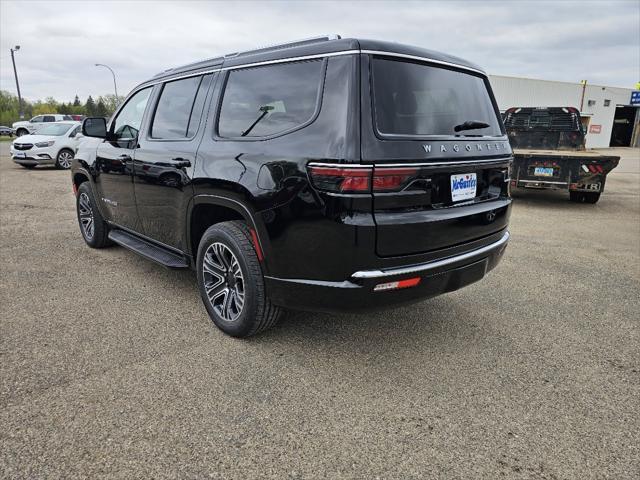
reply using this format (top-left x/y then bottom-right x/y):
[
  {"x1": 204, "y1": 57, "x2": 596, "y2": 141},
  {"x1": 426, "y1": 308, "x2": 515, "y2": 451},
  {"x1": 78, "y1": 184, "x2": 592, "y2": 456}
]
[{"x1": 265, "y1": 231, "x2": 509, "y2": 313}]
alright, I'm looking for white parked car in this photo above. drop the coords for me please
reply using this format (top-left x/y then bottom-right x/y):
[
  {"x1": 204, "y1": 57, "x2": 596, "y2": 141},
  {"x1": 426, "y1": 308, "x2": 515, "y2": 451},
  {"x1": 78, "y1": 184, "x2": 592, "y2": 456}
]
[
  {"x1": 10, "y1": 122, "x2": 82, "y2": 169},
  {"x1": 12, "y1": 114, "x2": 74, "y2": 137}
]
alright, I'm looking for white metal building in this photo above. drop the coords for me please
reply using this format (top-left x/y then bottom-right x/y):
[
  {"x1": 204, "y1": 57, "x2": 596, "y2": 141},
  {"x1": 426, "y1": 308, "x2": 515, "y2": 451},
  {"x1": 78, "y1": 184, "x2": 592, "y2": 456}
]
[{"x1": 488, "y1": 75, "x2": 640, "y2": 149}]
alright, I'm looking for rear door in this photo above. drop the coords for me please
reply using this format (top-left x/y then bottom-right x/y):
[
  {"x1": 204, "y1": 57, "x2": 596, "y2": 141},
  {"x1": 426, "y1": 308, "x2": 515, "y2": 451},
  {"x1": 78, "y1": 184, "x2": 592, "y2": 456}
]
[
  {"x1": 361, "y1": 54, "x2": 512, "y2": 257},
  {"x1": 133, "y1": 73, "x2": 214, "y2": 249}
]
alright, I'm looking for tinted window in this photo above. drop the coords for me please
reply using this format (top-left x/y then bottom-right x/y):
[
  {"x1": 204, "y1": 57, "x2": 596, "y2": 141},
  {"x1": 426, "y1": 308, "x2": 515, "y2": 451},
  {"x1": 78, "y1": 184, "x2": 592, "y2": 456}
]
[
  {"x1": 43, "y1": 116, "x2": 55, "y2": 122},
  {"x1": 218, "y1": 60, "x2": 323, "y2": 138},
  {"x1": 31, "y1": 116, "x2": 43, "y2": 123},
  {"x1": 372, "y1": 58, "x2": 501, "y2": 137},
  {"x1": 151, "y1": 75, "x2": 209, "y2": 139},
  {"x1": 63, "y1": 115, "x2": 73, "y2": 121},
  {"x1": 112, "y1": 87, "x2": 152, "y2": 140}
]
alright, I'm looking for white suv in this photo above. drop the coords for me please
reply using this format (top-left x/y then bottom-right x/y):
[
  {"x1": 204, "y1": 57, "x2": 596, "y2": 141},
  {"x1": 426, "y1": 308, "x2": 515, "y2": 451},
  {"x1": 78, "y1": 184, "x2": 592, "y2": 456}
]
[
  {"x1": 11, "y1": 121, "x2": 82, "y2": 169},
  {"x1": 12, "y1": 114, "x2": 74, "y2": 137}
]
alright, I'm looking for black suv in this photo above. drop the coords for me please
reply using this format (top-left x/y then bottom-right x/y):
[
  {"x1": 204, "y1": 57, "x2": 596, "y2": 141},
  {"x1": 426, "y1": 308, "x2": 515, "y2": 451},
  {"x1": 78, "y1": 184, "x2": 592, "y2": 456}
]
[{"x1": 72, "y1": 36, "x2": 512, "y2": 337}]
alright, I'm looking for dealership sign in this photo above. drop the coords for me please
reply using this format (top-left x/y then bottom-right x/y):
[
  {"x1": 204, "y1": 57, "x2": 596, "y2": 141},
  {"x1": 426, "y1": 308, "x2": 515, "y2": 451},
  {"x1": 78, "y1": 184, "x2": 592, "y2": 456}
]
[
  {"x1": 589, "y1": 124, "x2": 602, "y2": 134},
  {"x1": 631, "y1": 91, "x2": 640, "y2": 106}
]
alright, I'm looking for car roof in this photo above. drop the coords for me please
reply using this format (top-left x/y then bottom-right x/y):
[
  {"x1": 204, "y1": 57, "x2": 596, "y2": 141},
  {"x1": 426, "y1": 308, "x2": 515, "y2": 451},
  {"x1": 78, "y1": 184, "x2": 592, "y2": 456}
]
[{"x1": 142, "y1": 35, "x2": 485, "y2": 88}]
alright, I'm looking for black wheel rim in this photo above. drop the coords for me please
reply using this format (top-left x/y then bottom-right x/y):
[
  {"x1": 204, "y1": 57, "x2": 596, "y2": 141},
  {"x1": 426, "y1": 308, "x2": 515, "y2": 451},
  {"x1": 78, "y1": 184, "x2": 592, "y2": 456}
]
[
  {"x1": 78, "y1": 192, "x2": 94, "y2": 240},
  {"x1": 202, "y1": 243, "x2": 245, "y2": 322}
]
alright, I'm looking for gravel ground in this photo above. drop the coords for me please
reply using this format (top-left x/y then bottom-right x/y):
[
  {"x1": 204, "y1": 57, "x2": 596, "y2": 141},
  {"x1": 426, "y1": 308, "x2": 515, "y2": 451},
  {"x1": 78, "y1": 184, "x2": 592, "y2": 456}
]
[{"x1": 1, "y1": 143, "x2": 638, "y2": 479}]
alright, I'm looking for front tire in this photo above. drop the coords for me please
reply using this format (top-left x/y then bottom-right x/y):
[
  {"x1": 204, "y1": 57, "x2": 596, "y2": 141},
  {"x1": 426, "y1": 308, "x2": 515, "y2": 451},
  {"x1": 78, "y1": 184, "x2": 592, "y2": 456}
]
[
  {"x1": 76, "y1": 183, "x2": 111, "y2": 248},
  {"x1": 196, "y1": 221, "x2": 282, "y2": 337},
  {"x1": 56, "y1": 149, "x2": 74, "y2": 169},
  {"x1": 16, "y1": 128, "x2": 28, "y2": 137}
]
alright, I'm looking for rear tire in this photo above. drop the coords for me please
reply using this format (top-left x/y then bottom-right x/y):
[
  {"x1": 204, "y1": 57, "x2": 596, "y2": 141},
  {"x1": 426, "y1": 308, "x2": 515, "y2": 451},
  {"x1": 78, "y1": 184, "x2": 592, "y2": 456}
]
[
  {"x1": 76, "y1": 183, "x2": 112, "y2": 248},
  {"x1": 570, "y1": 191, "x2": 601, "y2": 204},
  {"x1": 196, "y1": 221, "x2": 282, "y2": 337}
]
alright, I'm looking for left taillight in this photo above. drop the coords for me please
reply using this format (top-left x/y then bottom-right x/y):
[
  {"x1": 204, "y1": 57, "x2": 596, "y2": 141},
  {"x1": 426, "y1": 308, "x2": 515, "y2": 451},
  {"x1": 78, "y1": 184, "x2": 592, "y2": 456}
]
[
  {"x1": 308, "y1": 165, "x2": 371, "y2": 193},
  {"x1": 308, "y1": 165, "x2": 418, "y2": 193}
]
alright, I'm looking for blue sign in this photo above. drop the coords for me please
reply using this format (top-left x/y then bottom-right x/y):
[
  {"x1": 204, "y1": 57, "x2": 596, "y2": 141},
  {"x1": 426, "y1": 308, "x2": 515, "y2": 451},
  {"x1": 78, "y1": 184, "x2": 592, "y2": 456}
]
[{"x1": 631, "y1": 91, "x2": 640, "y2": 105}]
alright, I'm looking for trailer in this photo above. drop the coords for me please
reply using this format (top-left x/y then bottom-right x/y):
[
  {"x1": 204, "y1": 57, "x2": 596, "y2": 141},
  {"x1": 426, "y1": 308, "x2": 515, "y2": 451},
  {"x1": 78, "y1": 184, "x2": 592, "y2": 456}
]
[{"x1": 504, "y1": 107, "x2": 620, "y2": 203}]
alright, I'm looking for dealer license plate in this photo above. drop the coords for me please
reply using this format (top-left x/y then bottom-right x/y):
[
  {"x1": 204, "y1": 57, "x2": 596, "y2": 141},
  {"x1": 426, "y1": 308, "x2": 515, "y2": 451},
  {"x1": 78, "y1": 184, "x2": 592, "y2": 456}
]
[
  {"x1": 450, "y1": 173, "x2": 477, "y2": 202},
  {"x1": 534, "y1": 167, "x2": 554, "y2": 177},
  {"x1": 14, "y1": 152, "x2": 26, "y2": 159}
]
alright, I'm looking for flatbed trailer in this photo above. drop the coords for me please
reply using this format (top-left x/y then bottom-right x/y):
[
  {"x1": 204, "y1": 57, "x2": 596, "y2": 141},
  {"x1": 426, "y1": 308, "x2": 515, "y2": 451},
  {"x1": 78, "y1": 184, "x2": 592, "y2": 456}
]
[{"x1": 505, "y1": 107, "x2": 620, "y2": 203}]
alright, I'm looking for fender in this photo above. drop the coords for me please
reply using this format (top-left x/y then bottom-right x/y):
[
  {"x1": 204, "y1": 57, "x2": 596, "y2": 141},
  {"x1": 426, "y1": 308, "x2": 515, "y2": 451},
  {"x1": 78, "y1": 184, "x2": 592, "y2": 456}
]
[
  {"x1": 71, "y1": 162, "x2": 111, "y2": 222},
  {"x1": 186, "y1": 193, "x2": 272, "y2": 275}
]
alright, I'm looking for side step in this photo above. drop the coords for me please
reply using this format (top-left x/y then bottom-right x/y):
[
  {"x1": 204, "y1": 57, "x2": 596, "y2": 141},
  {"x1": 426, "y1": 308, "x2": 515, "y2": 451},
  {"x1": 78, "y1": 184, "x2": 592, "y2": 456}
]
[{"x1": 108, "y1": 229, "x2": 190, "y2": 269}]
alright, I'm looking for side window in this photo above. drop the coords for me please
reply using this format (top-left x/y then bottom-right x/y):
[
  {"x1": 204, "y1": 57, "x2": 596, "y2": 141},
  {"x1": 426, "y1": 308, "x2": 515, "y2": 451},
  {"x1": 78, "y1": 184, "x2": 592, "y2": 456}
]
[
  {"x1": 31, "y1": 116, "x2": 43, "y2": 123},
  {"x1": 218, "y1": 60, "x2": 324, "y2": 138},
  {"x1": 69, "y1": 126, "x2": 81, "y2": 137},
  {"x1": 43, "y1": 116, "x2": 55, "y2": 122},
  {"x1": 151, "y1": 74, "x2": 211, "y2": 139},
  {"x1": 111, "y1": 87, "x2": 152, "y2": 141}
]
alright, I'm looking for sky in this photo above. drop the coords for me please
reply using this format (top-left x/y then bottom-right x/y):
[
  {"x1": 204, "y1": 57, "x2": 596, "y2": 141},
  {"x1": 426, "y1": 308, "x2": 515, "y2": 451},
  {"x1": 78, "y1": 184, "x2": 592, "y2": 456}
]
[{"x1": 1, "y1": 0, "x2": 639, "y2": 103}]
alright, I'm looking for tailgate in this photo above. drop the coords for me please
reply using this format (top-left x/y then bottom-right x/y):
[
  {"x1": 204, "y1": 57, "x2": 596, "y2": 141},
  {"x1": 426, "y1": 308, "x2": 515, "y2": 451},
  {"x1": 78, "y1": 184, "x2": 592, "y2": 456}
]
[{"x1": 373, "y1": 160, "x2": 511, "y2": 256}]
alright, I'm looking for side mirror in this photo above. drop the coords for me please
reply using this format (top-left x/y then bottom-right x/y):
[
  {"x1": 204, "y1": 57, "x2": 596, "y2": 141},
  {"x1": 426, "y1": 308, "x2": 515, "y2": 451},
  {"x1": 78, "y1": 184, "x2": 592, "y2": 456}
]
[{"x1": 82, "y1": 117, "x2": 108, "y2": 139}]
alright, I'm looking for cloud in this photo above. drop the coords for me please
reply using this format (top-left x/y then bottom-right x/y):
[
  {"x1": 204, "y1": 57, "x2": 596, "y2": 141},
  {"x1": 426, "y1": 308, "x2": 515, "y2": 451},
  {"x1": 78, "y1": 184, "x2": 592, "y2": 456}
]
[{"x1": 1, "y1": 0, "x2": 638, "y2": 102}]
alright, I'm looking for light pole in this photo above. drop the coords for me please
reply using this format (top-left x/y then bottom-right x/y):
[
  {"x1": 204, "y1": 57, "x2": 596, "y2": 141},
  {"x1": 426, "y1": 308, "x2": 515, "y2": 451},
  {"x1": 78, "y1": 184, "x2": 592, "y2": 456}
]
[
  {"x1": 95, "y1": 63, "x2": 119, "y2": 104},
  {"x1": 10, "y1": 45, "x2": 24, "y2": 119}
]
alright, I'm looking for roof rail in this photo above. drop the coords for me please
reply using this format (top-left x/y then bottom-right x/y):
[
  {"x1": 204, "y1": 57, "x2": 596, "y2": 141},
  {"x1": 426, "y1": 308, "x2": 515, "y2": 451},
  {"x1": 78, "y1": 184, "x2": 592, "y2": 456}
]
[{"x1": 224, "y1": 34, "x2": 341, "y2": 59}]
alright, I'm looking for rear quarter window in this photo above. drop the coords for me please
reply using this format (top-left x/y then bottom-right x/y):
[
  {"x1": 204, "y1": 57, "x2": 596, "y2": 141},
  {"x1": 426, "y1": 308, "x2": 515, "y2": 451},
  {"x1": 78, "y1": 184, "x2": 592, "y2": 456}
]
[
  {"x1": 217, "y1": 59, "x2": 325, "y2": 139},
  {"x1": 371, "y1": 57, "x2": 502, "y2": 137}
]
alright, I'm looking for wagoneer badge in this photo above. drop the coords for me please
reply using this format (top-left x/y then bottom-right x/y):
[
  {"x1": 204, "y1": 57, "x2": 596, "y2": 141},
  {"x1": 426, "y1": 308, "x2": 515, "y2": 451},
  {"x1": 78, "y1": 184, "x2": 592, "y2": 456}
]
[{"x1": 423, "y1": 143, "x2": 507, "y2": 154}]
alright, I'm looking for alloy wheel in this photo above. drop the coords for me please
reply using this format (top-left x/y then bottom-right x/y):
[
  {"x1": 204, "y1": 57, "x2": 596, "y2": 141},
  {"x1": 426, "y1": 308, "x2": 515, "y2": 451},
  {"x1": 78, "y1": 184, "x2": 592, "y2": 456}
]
[
  {"x1": 78, "y1": 192, "x2": 95, "y2": 240},
  {"x1": 58, "y1": 151, "x2": 74, "y2": 169},
  {"x1": 202, "y1": 242, "x2": 245, "y2": 322}
]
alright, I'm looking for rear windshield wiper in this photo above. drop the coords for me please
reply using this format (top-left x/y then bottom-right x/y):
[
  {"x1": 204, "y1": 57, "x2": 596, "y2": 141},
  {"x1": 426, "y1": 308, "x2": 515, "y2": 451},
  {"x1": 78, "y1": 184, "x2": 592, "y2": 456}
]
[
  {"x1": 241, "y1": 105, "x2": 274, "y2": 137},
  {"x1": 453, "y1": 120, "x2": 490, "y2": 132}
]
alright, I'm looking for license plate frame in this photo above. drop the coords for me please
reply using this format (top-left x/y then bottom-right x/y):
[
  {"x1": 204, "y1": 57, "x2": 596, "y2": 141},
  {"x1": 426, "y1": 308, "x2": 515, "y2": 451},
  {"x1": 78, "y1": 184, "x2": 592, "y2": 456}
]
[
  {"x1": 534, "y1": 167, "x2": 554, "y2": 177},
  {"x1": 450, "y1": 173, "x2": 477, "y2": 202}
]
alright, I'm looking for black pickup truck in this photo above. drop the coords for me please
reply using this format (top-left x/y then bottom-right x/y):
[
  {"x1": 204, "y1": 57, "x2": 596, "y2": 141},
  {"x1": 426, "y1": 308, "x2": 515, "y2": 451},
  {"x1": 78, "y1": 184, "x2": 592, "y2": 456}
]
[{"x1": 504, "y1": 107, "x2": 619, "y2": 203}]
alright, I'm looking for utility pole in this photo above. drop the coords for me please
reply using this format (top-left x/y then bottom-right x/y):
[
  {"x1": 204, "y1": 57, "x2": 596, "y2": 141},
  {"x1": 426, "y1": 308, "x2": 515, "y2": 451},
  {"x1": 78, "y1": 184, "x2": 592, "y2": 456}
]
[{"x1": 10, "y1": 45, "x2": 24, "y2": 119}]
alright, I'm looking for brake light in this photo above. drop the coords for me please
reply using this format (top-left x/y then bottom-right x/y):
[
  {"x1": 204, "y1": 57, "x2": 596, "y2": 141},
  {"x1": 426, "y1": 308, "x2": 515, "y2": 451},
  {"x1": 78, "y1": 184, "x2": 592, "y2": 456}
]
[
  {"x1": 372, "y1": 167, "x2": 418, "y2": 192},
  {"x1": 308, "y1": 165, "x2": 419, "y2": 193},
  {"x1": 308, "y1": 166, "x2": 371, "y2": 193}
]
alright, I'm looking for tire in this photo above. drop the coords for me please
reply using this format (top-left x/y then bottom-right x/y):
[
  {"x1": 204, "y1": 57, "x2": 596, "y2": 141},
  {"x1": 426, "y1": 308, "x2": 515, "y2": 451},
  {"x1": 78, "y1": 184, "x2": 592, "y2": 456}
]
[
  {"x1": 570, "y1": 191, "x2": 601, "y2": 204},
  {"x1": 16, "y1": 128, "x2": 28, "y2": 137},
  {"x1": 55, "y1": 148, "x2": 74, "y2": 169},
  {"x1": 196, "y1": 221, "x2": 282, "y2": 337},
  {"x1": 76, "y1": 182, "x2": 112, "y2": 248}
]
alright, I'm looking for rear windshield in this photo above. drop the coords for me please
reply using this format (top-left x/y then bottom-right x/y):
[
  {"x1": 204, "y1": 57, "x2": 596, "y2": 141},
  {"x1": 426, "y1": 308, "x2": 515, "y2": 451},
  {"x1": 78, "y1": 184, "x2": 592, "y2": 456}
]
[{"x1": 372, "y1": 57, "x2": 502, "y2": 137}]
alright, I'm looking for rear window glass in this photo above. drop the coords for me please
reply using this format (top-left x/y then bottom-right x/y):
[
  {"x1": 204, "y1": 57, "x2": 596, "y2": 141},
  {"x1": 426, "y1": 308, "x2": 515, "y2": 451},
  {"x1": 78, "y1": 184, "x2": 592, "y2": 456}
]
[
  {"x1": 151, "y1": 75, "x2": 208, "y2": 139},
  {"x1": 218, "y1": 60, "x2": 324, "y2": 138},
  {"x1": 372, "y1": 57, "x2": 502, "y2": 137}
]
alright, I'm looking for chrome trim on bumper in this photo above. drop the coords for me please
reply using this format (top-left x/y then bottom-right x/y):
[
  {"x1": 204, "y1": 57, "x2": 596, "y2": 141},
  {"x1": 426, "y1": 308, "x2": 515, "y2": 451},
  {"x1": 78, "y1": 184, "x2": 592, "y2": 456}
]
[{"x1": 351, "y1": 231, "x2": 510, "y2": 280}]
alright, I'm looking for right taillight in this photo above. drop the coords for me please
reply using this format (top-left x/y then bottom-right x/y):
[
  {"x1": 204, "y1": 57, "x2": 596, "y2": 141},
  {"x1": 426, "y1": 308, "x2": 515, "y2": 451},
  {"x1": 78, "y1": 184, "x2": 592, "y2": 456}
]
[{"x1": 372, "y1": 167, "x2": 418, "y2": 192}]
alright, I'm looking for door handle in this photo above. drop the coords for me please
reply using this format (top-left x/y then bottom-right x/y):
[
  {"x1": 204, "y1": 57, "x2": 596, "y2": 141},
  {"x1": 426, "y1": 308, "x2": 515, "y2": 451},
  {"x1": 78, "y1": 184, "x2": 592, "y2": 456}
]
[
  {"x1": 171, "y1": 157, "x2": 191, "y2": 168},
  {"x1": 118, "y1": 154, "x2": 132, "y2": 161}
]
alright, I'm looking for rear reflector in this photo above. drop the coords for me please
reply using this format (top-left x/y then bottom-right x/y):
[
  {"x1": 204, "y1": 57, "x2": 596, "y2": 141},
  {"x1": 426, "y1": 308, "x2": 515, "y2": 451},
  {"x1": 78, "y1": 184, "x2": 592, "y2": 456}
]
[
  {"x1": 373, "y1": 277, "x2": 421, "y2": 292},
  {"x1": 249, "y1": 228, "x2": 264, "y2": 262},
  {"x1": 72, "y1": 183, "x2": 78, "y2": 196}
]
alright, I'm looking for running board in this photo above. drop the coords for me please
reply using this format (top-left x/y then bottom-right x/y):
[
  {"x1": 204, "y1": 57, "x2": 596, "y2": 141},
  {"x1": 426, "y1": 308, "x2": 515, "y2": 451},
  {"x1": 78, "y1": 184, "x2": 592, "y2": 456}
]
[{"x1": 108, "y1": 230, "x2": 190, "y2": 269}]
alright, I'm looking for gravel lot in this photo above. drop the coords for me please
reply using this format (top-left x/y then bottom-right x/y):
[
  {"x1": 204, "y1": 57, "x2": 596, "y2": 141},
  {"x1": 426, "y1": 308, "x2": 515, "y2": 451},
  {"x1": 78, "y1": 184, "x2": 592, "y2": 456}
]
[{"x1": 1, "y1": 143, "x2": 638, "y2": 479}]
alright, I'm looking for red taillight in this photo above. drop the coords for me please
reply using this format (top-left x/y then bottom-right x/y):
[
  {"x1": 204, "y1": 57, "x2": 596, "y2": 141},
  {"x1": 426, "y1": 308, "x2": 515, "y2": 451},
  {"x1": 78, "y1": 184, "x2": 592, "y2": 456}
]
[
  {"x1": 308, "y1": 166, "x2": 371, "y2": 193},
  {"x1": 595, "y1": 165, "x2": 603, "y2": 174},
  {"x1": 372, "y1": 167, "x2": 418, "y2": 192},
  {"x1": 308, "y1": 165, "x2": 418, "y2": 193}
]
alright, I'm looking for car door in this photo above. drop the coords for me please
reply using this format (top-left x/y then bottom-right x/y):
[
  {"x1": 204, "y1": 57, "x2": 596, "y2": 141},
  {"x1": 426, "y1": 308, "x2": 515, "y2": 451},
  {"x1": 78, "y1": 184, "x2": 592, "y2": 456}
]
[
  {"x1": 94, "y1": 86, "x2": 153, "y2": 232},
  {"x1": 133, "y1": 74, "x2": 214, "y2": 249},
  {"x1": 29, "y1": 115, "x2": 43, "y2": 133}
]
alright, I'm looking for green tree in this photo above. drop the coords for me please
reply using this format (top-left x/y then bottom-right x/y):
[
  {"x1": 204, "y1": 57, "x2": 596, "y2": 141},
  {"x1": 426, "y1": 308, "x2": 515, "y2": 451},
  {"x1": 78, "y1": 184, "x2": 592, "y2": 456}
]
[
  {"x1": 95, "y1": 98, "x2": 108, "y2": 117},
  {"x1": 85, "y1": 96, "x2": 96, "y2": 116},
  {"x1": 73, "y1": 95, "x2": 81, "y2": 107}
]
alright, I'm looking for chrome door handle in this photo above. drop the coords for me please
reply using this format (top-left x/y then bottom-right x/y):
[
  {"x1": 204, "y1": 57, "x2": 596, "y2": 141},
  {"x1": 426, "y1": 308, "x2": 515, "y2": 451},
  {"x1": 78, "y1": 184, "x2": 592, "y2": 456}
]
[{"x1": 171, "y1": 158, "x2": 191, "y2": 168}]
